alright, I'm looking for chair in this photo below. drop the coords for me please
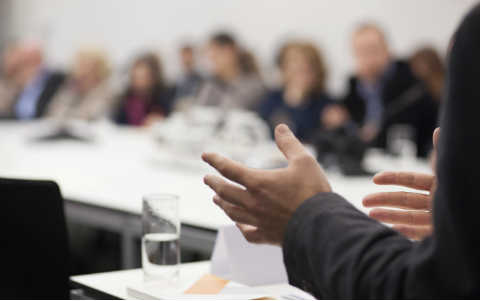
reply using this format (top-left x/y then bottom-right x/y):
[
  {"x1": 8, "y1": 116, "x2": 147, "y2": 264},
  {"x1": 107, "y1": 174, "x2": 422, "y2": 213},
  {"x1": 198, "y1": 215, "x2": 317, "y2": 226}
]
[{"x1": 0, "y1": 178, "x2": 70, "y2": 299}]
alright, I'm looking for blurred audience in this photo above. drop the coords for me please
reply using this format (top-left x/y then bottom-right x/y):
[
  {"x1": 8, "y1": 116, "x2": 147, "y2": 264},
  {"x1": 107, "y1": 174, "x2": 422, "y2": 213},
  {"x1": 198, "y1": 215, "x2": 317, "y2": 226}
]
[
  {"x1": 340, "y1": 23, "x2": 438, "y2": 157},
  {"x1": 196, "y1": 32, "x2": 265, "y2": 111},
  {"x1": 409, "y1": 46, "x2": 445, "y2": 105},
  {"x1": 174, "y1": 44, "x2": 203, "y2": 101},
  {"x1": 46, "y1": 48, "x2": 114, "y2": 121},
  {"x1": 1, "y1": 26, "x2": 443, "y2": 155},
  {"x1": 113, "y1": 53, "x2": 174, "y2": 126},
  {"x1": 7, "y1": 41, "x2": 66, "y2": 120},
  {"x1": 259, "y1": 41, "x2": 332, "y2": 142}
]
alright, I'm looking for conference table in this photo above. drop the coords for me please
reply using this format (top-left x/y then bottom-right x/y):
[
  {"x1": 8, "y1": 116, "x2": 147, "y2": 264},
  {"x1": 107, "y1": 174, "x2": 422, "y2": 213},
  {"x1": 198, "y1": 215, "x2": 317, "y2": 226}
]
[{"x1": 0, "y1": 120, "x2": 432, "y2": 269}]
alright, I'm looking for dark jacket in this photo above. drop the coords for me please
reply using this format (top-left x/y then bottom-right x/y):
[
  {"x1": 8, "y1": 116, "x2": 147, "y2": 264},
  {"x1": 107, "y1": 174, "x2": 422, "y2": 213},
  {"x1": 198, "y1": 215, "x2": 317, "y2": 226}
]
[
  {"x1": 114, "y1": 85, "x2": 175, "y2": 125},
  {"x1": 259, "y1": 89, "x2": 333, "y2": 142},
  {"x1": 342, "y1": 61, "x2": 439, "y2": 157},
  {"x1": 283, "y1": 5, "x2": 480, "y2": 298}
]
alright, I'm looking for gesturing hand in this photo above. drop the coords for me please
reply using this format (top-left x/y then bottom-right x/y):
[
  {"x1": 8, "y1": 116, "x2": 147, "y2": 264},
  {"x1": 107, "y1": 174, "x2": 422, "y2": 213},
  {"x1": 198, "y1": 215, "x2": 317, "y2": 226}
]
[
  {"x1": 202, "y1": 124, "x2": 331, "y2": 246},
  {"x1": 362, "y1": 128, "x2": 440, "y2": 240},
  {"x1": 363, "y1": 171, "x2": 435, "y2": 240}
]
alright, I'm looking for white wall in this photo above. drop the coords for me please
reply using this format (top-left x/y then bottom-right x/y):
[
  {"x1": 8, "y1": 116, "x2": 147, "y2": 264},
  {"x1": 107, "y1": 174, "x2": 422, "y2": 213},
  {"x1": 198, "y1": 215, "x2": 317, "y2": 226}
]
[{"x1": 5, "y1": 0, "x2": 478, "y2": 95}]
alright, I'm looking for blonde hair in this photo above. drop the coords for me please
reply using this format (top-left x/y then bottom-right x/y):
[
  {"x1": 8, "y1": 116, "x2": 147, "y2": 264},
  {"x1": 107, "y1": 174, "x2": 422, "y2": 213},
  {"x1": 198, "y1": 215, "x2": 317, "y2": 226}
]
[{"x1": 73, "y1": 48, "x2": 111, "y2": 82}]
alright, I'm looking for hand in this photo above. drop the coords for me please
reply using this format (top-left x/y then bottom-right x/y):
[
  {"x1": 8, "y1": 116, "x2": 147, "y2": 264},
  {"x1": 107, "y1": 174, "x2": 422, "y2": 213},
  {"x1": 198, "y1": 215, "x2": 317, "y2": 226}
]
[
  {"x1": 362, "y1": 128, "x2": 440, "y2": 240},
  {"x1": 202, "y1": 124, "x2": 331, "y2": 245},
  {"x1": 363, "y1": 171, "x2": 435, "y2": 240},
  {"x1": 143, "y1": 113, "x2": 165, "y2": 127},
  {"x1": 360, "y1": 123, "x2": 379, "y2": 142},
  {"x1": 322, "y1": 105, "x2": 349, "y2": 130}
]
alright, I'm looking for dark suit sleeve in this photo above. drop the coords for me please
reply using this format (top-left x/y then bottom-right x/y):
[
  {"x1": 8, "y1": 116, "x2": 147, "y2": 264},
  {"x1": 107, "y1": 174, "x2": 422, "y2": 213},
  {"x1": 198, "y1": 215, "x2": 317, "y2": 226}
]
[{"x1": 283, "y1": 6, "x2": 480, "y2": 299}]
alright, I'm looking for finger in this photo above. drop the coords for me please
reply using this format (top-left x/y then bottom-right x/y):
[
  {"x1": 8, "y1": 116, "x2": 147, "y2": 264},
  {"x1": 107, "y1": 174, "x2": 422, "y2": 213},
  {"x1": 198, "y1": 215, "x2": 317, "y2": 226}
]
[
  {"x1": 202, "y1": 152, "x2": 251, "y2": 186},
  {"x1": 236, "y1": 223, "x2": 265, "y2": 244},
  {"x1": 373, "y1": 171, "x2": 434, "y2": 190},
  {"x1": 433, "y1": 127, "x2": 440, "y2": 151},
  {"x1": 393, "y1": 225, "x2": 433, "y2": 240},
  {"x1": 203, "y1": 175, "x2": 254, "y2": 208},
  {"x1": 369, "y1": 208, "x2": 432, "y2": 226},
  {"x1": 274, "y1": 124, "x2": 309, "y2": 161},
  {"x1": 213, "y1": 195, "x2": 258, "y2": 226},
  {"x1": 363, "y1": 191, "x2": 431, "y2": 210}
]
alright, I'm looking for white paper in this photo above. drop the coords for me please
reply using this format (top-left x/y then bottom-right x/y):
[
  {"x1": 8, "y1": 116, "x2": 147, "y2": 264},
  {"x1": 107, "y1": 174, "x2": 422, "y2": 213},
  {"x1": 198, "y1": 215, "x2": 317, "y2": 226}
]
[
  {"x1": 211, "y1": 225, "x2": 288, "y2": 286},
  {"x1": 127, "y1": 279, "x2": 267, "y2": 300}
]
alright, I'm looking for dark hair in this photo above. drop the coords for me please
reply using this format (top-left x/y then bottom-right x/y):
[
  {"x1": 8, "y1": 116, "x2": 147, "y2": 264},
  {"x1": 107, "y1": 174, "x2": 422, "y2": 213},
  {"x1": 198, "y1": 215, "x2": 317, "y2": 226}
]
[
  {"x1": 131, "y1": 52, "x2": 164, "y2": 88},
  {"x1": 210, "y1": 32, "x2": 237, "y2": 47},
  {"x1": 276, "y1": 41, "x2": 328, "y2": 93},
  {"x1": 238, "y1": 49, "x2": 260, "y2": 75},
  {"x1": 410, "y1": 47, "x2": 445, "y2": 100},
  {"x1": 210, "y1": 32, "x2": 259, "y2": 75}
]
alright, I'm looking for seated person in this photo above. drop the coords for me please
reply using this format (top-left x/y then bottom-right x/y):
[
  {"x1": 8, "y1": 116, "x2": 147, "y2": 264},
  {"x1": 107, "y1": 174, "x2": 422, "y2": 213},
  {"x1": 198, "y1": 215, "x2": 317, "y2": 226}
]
[
  {"x1": 409, "y1": 46, "x2": 445, "y2": 106},
  {"x1": 6, "y1": 41, "x2": 65, "y2": 120},
  {"x1": 46, "y1": 48, "x2": 115, "y2": 121},
  {"x1": 113, "y1": 53, "x2": 174, "y2": 126},
  {"x1": 259, "y1": 41, "x2": 332, "y2": 142},
  {"x1": 174, "y1": 44, "x2": 203, "y2": 102},
  {"x1": 195, "y1": 32, "x2": 265, "y2": 111},
  {"x1": 341, "y1": 23, "x2": 439, "y2": 157},
  {"x1": 0, "y1": 42, "x2": 21, "y2": 117}
]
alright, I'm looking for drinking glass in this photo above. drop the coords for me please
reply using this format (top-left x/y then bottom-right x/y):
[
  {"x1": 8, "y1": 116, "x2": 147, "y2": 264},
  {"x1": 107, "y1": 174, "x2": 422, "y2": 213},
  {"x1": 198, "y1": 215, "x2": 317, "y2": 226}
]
[{"x1": 142, "y1": 194, "x2": 180, "y2": 282}]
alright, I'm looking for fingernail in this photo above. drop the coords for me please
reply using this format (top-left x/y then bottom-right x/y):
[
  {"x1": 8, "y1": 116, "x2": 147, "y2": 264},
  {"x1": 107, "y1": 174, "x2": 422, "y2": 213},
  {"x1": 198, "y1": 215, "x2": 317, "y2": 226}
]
[{"x1": 277, "y1": 124, "x2": 289, "y2": 134}]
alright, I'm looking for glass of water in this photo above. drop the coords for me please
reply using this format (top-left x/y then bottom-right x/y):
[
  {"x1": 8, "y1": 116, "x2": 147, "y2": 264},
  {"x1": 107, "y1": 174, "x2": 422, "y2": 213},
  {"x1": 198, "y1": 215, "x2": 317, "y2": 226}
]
[{"x1": 142, "y1": 194, "x2": 180, "y2": 282}]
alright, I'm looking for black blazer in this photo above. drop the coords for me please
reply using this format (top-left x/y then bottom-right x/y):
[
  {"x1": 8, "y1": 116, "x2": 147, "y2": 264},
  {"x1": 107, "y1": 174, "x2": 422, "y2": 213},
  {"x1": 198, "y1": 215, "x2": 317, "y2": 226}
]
[
  {"x1": 34, "y1": 71, "x2": 66, "y2": 118},
  {"x1": 0, "y1": 178, "x2": 70, "y2": 299},
  {"x1": 282, "y1": 5, "x2": 480, "y2": 298},
  {"x1": 342, "y1": 61, "x2": 439, "y2": 157}
]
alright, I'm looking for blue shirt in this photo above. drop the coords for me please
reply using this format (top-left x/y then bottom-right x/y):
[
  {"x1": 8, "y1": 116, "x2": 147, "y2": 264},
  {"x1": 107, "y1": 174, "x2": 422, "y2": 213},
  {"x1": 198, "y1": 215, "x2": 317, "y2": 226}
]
[
  {"x1": 356, "y1": 63, "x2": 396, "y2": 126},
  {"x1": 15, "y1": 69, "x2": 50, "y2": 120},
  {"x1": 259, "y1": 89, "x2": 332, "y2": 141}
]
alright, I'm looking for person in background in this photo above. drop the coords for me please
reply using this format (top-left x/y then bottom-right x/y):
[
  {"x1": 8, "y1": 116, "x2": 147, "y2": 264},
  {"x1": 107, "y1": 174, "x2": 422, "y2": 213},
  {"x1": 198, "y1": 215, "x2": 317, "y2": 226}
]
[
  {"x1": 7, "y1": 41, "x2": 66, "y2": 120},
  {"x1": 259, "y1": 41, "x2": 332, "y2": 142},
  {"x1": 409, "y1": 47, "x2": 445, "y2": 105},
  {"x1": 340, "y1": 23, "x2": 439, "y2": 157},
  {"x1": 46, "y1": 48, "x2": 114, "y2": 121},
  {"x1": 195, "y1": 32, "x2": 265, "y2": 111},
  {"x1": 113, "y1": 53, "x2": 174, "y2": 126},
  {"x1": 0, "y1": 42, "x2": 21, "y2": 117},
  {"x1": 174, "y1": 44, "x2": 203, "y2": 102}
]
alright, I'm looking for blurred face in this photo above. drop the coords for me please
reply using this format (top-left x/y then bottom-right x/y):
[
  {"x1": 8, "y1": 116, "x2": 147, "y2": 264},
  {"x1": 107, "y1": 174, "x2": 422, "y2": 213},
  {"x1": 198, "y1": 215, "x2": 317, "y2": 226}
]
[
  {"x1": 131, "y1": 62, "x2": 154, "y2": 93},
  {"x1": 282, "y1": 47, "x2": 315, "y2": 91},
  {"x1": 72, "y1": 55, "x2": 102, "y2": 91},
  {"x1": 206, "y1": 42, "x2": 237, "y2": 77},
  {"x1": 2, "y1": 45, "x2": 22, "y2": 78},
  {"x1": 180, "y1": 48, "x2": 195, "y2": 71},
  {"x1": 352, "y1": 29, "x2": 390, "y2": 82}
]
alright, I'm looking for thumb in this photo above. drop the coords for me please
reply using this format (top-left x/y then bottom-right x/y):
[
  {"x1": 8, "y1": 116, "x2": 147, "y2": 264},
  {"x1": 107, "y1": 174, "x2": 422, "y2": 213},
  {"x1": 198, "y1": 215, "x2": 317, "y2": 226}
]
[
  {"x1": 274, "y1": 124, "x2": 308, "y2": 160},
  {"x1": 433, "y1": 127, "x2": 440, "y2": 151}
]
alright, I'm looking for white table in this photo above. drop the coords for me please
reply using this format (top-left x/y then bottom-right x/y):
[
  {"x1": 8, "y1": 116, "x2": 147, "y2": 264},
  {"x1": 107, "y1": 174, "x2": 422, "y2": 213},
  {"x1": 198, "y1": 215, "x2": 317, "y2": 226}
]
[
  {"x1": 0, "y1": 121, "x2": 432, "y2": 267},
  {"x1": 70, "y1": 262, "x2": 211, "y2": 299},
  {"x1": 70, "y1": 261, "x2": 313, "y2": 300}
]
